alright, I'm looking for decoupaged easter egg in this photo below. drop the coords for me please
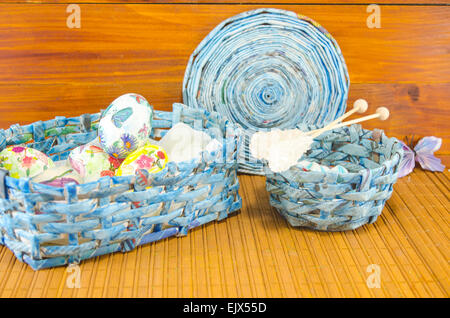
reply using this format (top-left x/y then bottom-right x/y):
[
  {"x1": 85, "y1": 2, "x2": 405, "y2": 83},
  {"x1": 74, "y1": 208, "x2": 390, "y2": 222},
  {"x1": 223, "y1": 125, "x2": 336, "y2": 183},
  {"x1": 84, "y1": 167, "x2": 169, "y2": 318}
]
[
  {"x1": 69, "y1": 139, "x2": 122, "y2": 182},
  {"x1": 115, "y1": 144, "x2": 168, "y2": 176},
  {"x1": 0, "y1": 146, "x2": 55, "y2": 179},
  {"x1": 32, "y1": 161, "x2": 83, "y2": 187},
  {"x1": 98, "y1": 93, "x2": 153, "y2": 159}
]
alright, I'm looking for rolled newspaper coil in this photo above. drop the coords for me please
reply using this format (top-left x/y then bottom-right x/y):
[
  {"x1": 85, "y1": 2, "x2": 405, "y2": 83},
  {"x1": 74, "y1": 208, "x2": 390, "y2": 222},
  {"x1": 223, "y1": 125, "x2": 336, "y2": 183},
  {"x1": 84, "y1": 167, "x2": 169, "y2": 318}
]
[{"x1": 183, "y1": 8, "x2": 350, "y2": 174}]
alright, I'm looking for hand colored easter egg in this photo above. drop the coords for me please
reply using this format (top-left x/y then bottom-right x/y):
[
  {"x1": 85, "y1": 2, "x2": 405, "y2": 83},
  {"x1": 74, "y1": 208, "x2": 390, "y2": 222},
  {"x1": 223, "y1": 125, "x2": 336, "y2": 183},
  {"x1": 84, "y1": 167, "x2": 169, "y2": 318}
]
[
  {"x1": 69, "y1": 139, "x2": 123, "y2": 183},
  {"x1": 98, "y1": 93, "x2": 153, "y2": 159},
  {"x1": 116, "y1": 144, "x2": 168, "y2": 176},
  {"x1": 33, "y1": 160, "x2": 83, "y2": 187},
  {"x1": 0, "y1": 146, "x2": 55, "y2": 179}
]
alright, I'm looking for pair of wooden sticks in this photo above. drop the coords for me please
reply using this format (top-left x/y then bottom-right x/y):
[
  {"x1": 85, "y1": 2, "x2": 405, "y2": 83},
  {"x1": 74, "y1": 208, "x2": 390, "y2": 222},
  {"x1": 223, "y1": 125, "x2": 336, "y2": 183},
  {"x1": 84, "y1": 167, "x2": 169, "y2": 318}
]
[{"x1": 307, "y1": 99, "x2": 389, "y2": 138}]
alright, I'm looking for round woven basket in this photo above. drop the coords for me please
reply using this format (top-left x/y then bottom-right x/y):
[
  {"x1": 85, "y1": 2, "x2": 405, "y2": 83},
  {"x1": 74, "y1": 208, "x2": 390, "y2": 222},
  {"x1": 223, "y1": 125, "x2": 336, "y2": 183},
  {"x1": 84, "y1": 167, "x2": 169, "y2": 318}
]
[
  {"x1": 264, "y1": 125, "x2": 403, "y2": 231},
  {"x1": 183, "y1": 8, "x2": 350, "y2": 175}
]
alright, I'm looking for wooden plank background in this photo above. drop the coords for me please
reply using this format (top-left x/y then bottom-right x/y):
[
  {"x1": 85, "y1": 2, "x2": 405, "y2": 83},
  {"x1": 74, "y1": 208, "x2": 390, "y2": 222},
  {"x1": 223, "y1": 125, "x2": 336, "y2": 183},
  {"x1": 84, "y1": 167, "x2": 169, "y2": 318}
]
[
  {"x1": 0, "y1": 2, "x2": 449, "y2": 165},
  {"x1": 3, "y1": 1, "x2": 449, "y2": 4},
  {"x1": 0, "y1": 1, "x2": 449, "y2": 299}
]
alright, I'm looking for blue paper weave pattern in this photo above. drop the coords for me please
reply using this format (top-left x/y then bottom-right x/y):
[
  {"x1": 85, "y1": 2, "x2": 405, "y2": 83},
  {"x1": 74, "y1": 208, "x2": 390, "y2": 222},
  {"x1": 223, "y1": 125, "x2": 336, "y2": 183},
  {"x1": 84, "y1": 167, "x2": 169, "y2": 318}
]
[
  {"x1": 183, "y1": 8, "x2": 350, "y2": 175},
  {"x1": 0, "y1": 103, "x2": 241, "y2": 270},
  {"x1": 264, "y1": 125, "x2": 403, "y2": 231}
]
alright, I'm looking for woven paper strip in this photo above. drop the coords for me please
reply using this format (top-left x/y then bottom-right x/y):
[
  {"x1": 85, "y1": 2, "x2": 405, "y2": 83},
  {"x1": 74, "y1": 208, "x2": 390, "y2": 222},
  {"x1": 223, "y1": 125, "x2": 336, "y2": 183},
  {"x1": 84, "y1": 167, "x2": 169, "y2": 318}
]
[
  {"x1": 183, "y1": 8, "x2": 350, "y2": 175},
  {"x1": 264, "y1": 125, "x2": 403, "y2": 231},
  {"x1": 0, "y1": 103, "x2": 242, "y2": 270}
]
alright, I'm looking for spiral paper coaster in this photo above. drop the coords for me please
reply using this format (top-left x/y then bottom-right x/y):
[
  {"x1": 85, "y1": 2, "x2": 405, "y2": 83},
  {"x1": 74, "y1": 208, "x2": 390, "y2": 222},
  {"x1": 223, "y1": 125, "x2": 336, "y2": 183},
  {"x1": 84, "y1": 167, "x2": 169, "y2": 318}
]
[{"x1": 183, "y1": 8, "x2": 350, "y2": 175}]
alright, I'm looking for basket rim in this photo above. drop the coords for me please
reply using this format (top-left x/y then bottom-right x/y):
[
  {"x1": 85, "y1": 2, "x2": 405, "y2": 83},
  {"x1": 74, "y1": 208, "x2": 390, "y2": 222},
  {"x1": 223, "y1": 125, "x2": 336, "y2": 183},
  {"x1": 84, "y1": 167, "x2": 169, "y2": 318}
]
[
  {"x1": 0, "y1": 103, "x2": 242, "y2": 190},
  {"x1": 263, "y1": 126, "x2": 404, "y2": 179}
]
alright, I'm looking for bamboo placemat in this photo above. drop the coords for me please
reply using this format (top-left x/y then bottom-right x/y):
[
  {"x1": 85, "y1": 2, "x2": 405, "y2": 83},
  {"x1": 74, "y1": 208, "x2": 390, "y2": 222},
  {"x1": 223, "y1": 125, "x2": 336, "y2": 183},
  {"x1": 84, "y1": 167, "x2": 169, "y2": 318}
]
[{"x1": 0, "y1": 170, "x2": 448, "y2": 298}]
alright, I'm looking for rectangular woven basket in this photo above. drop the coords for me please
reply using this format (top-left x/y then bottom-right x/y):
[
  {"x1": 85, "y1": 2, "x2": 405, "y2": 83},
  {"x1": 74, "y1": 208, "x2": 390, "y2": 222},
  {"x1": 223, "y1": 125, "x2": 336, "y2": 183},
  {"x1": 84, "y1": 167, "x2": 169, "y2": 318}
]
[{"x1": 0, "y1": 103, "x2": 242, "y2": 270}]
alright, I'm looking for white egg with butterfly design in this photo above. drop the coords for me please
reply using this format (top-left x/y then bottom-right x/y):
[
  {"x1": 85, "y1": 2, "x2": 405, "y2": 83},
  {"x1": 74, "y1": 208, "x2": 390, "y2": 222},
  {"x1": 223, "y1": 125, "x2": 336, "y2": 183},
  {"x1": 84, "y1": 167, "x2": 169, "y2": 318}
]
[{"x1": 98, "y1": 93, "x2": 153, "y2": 159}]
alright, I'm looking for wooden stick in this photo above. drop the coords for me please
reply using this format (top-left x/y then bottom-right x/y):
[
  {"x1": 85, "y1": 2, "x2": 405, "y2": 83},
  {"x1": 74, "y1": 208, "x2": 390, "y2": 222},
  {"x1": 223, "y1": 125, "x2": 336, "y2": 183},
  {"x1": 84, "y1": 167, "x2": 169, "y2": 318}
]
[
  {"x1": 307, "y1": 99, "x2": 368, "y2": 137},
  {"x1": 309, "y1": 107, "x2": 389, "y2": 138}
]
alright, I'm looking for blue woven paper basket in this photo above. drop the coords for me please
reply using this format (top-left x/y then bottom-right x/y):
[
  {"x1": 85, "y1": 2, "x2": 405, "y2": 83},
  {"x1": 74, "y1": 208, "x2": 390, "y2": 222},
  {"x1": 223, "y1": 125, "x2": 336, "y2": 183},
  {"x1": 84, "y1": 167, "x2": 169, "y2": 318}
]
[
  {"x1": 183, "y1": 8, "x2": 350, "y2": 175},
  {"x1": 0, "y1": 103, "x2": 242, "y2": 270},
  {"x1": 264, "y1": 124, "x2": 403, "y2": 231}
]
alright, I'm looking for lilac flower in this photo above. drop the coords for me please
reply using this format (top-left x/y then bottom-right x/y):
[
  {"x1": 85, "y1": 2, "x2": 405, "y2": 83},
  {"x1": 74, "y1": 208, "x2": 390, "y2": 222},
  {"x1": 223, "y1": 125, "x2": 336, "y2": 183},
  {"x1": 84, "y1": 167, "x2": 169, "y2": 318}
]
[
  {"x1": 120, "y1": 133, "x2": 137, "y2": 152},
  {"x1": 398, "y1": 136, "x2": 445, "y2": 178},
  {"x1": 107, "y1": 144, "x2": 127, "y2": 159}
]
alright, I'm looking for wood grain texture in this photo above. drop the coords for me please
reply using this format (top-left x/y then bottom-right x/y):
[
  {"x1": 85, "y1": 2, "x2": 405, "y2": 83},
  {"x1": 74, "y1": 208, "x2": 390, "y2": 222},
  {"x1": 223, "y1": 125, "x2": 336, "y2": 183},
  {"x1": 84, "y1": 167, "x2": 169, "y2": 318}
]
[
  {"x1": 3, "y1": 1, "x2": 449, "y2": 4},
  {"x1": 0, "y1": 4, "x2": 448, "y2": 84},
  {"x1": 346, "y1": 83, "x2": 450, "y2": 158},
  {"x1": 0, "y1": 83, "x2": 448, "y2": 161},
  {"x1": 0, "y1": 4, "x2": 449, "y2": 163},
  {"x1": 0, "y1": 170, "x2": 448, "y2": 297},
  {"x1": 0, "y1": 2, "x2": 448, "y2": 299}
]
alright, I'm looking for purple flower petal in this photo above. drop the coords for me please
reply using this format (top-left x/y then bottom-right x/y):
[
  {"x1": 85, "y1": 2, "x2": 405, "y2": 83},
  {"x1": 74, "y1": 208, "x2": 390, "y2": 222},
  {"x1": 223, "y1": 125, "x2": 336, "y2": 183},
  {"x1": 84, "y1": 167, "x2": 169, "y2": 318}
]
[
  {"x1": 11, "y1": 146, "x2": 26, "y2": 153},
  {"x1": 414, "y1": 136, "x2": 445, "y2": 172},
  {"x1": 414, "y1": 136, "x2": 442, "y2": 155},
  {"x1": 416, "y1": 153, "x2": 445, "y2": 172},
  {"x1": 41, "y1": 178, "x2": 79, "y2": 187},
  {"x1": 69, "y1": 157, "x2": 85, "y2": 176},
  {"x1": 398, "y1": 142, "x2": 415, "y2": 178}
]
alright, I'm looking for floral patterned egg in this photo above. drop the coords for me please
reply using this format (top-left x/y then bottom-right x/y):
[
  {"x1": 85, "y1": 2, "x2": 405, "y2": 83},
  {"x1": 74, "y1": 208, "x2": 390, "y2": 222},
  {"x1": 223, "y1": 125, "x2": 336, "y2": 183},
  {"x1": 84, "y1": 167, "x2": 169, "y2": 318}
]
[
  {"x1": 116, "y1": 144, "x2": 168, "y2": 176},
  {"x1": 98, "y1": 93, "x2": 153, "y2": 159},
  {"x1": 33, "y1": 161, "x2": 83, "y2": 187},
  {"x1": 69, "y1": 139, "x2": 124, "y2": 183},
  {"x1": 0, "y1": 146, "x2": 55, "y2": 179}
]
